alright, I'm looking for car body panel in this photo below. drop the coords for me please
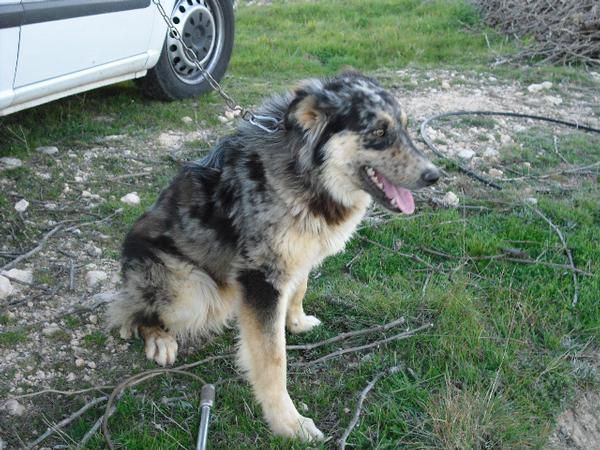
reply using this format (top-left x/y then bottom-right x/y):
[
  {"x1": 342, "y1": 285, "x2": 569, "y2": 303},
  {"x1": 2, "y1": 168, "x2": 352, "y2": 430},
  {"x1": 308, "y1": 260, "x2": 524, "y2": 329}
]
[{"x1": 0, "y1": 0, "x2": 175, "y2": 116}]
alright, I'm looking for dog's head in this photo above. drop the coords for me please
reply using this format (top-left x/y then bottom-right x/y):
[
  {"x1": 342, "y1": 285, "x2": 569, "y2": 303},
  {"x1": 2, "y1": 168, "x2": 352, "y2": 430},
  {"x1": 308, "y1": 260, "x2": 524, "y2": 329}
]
[{"x1": 285, "y1": 72, "x2": 439, "y2": 214}]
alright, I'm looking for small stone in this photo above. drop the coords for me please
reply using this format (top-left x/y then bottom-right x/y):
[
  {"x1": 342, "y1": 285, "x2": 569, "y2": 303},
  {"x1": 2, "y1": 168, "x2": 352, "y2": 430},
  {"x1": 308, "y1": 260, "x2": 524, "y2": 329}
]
[
  {"x1": 488, "y1": 168, "x2": 504, "y2": 178},
  {"x1": 14, "y1": 199, "x2": 29, "y2": 212},
  {"x1": 2, "y1": 399, "x2": 25, "y2": 416},
  {"x1": 75, "y1": 358, "x2": 85, "y2": 367},
  {"x1": 527, "y1": 81, "x2": 552, "y2": 93},
  {"x1": 0, "y1": 157, "x2": 23, "y2": 170},
  {"x1": 120, "y1": 192, "x2": 140, "y2": 206},
  {"x1": 87, "y1": 361, "x2": 97, "y2": 369},
  {"x1": 66, "y1": 372, "x2": 76, "y2": 382},
  {"x1": 85, "y1": 243, "x2": 102, "y2": 258},
  {"x1": 217, "y1": 115, "x2": 229, "y2": 124},
  {"x1": 441, "y1": 80, "x2": 451, "y2": 89},
  {"x1": 457, "y1": 148, "x2": 475, "y2": 160},
  {"x1": 85, "y1": 270, "x2": 108, "y2": 287},
  {"x1": 181, "y1": 116, "x2": 193, "y2": 124},
  {"x1": 299, "y1": 402, "x2": 309, "y2": 412},
  {"x1": 525, "y1": 197, "x2": 538, "y2": 205},
  {"x1": 0, "y1": 275, "x2": 13, "y2": 300},
  {"x1": 483, "y1": 148, "x2": 499, "y2": 159},
  {"x1": 89, "y1": 314, "x2": 98, "y2": 324},
  {"x1": 441, "y1": 191, "x2": 459, "y2": 208},
  {"x1": 500, "y1": 134, "x2": 512, "y2": 145},
  {"x1": 42, "y1": 325, "x2": 61, "y2": 336},
  {"x1": 2, "y1": 268, "x2": 33, "y2": 284},
  {"x1": 81, "y1": 190, "x2": 93, "y2": 198},
  {"x1": 544, "y1": 95, "x2": 563, "y2": 106},
  {"x1": 74, "y1": 176, "x2": 84, "y2": 183},
  {"x1": 523, "y1": 162, "x2": 532, "y2": 169},
  {"x1": 36, "y1": 146, "x2": 59, "y2": 156}
]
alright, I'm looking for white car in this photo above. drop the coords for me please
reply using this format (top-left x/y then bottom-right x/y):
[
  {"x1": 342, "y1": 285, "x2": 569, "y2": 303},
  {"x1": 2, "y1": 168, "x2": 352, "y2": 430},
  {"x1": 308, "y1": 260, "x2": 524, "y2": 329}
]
[{"x1": 0, "y1": 0, "x2": 234, "y2": 116}]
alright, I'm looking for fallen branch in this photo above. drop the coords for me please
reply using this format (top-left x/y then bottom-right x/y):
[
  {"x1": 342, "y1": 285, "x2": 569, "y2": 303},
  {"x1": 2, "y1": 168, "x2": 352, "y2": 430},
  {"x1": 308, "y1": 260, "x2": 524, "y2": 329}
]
[
  {"x1": 76, "y1": 405, "x2": 116, "y2": 450},
  {"x1": 528, "y1": 205, "x2": 580, "y2": 306},
  {"x1": 25, "y1": 396, "x2": 107, "y2": 449},
  {"x1": 2, "y1": 224, "x2": 63, "y2": 271},
  {"x1": 295, "y1": 323, "x2": 433, "y2": 367},
  {"x1": 338, "y1": 365, "x2": 403, "y2": 450},
  {"x1": 357, "y1": 235, "x2": 437, "y2": 271},
  {"x1": 420, "y1": 247, "x2": 593, "y2": 276},
  {"x1": 102, "y1": 369, "x2": 206, "y2": 450},
  {"x1": 287, "y1": 317, "x2": 406, "y2": 351}
]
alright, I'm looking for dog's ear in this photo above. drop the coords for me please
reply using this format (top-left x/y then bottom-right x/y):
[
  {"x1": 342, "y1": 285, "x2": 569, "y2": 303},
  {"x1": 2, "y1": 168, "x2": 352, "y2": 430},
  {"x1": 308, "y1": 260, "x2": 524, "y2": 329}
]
[{"x1": 285, "y1": 82, "x2": 339, "y2": 132}]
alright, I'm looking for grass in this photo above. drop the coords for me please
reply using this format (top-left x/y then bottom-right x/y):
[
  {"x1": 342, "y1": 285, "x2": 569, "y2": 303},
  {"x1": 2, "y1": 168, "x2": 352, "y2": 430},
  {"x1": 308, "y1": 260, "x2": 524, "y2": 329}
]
[{"x1": 0, "y1": 0, "x2": 598, "y2": 449}]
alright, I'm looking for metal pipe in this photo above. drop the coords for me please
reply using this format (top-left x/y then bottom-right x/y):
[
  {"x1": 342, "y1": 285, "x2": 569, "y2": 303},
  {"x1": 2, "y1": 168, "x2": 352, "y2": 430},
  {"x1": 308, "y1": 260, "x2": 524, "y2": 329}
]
[{"x1": 196, "y1": 384, "x2": 215, "y2": 450}]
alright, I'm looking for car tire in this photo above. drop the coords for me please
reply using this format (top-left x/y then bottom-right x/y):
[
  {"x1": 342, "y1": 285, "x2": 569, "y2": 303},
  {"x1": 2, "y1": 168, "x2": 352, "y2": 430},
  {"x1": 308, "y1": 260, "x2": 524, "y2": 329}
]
[{"x1": 137, "y1": 0, "x2": 234, "y2": 101}]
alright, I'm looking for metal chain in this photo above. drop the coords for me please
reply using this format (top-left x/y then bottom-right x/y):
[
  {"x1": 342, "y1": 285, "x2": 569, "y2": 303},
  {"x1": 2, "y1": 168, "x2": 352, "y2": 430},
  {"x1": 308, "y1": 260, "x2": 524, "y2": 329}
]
[{"x1": 151, "y1": 0, "x2": 281, "y2": 133}]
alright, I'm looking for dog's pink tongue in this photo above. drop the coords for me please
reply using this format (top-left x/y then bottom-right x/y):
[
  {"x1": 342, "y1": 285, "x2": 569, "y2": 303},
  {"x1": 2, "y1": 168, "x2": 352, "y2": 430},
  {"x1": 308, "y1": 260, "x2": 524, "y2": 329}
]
[{"x1": 381, "y1": 176, "x2": 415, "y2": 214}]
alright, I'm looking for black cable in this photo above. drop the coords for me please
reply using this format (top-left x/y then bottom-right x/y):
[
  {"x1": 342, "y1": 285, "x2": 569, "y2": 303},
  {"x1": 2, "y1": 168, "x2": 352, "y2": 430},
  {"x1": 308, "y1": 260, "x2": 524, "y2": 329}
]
[{"x1": 419, "y1": 110, "x2": 600, "y2": 190}]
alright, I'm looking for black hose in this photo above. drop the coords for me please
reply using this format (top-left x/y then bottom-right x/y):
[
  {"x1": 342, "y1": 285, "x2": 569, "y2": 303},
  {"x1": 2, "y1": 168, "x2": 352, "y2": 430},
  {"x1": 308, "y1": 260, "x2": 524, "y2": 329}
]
[{"x1": 419, "y1": 110, "x2": 600, "y2": 190}]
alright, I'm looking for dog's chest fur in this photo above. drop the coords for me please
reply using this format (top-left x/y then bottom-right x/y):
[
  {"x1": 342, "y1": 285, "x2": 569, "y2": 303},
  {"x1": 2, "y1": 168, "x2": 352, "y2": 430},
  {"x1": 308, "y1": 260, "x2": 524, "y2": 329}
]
[{"x1": 273, "y1": 193, "x2": 371, "y2": 280}]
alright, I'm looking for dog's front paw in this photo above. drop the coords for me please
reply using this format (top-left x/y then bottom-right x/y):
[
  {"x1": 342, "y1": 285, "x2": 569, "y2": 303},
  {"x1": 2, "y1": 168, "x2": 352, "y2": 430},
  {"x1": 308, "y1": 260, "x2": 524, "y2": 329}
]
[
  {"x1": 287, "y1": 314, "x2": 322, "y2": 334},
  {"x1": 270, "y1": 413, "x2": 324, "y2": 442}
]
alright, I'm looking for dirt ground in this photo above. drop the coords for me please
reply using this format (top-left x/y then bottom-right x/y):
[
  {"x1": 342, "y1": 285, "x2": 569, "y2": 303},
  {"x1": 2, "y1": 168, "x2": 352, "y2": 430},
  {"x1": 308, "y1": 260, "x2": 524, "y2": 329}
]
[{"x1": 1, "y1": 69, "x2": 599, "y2": 448}]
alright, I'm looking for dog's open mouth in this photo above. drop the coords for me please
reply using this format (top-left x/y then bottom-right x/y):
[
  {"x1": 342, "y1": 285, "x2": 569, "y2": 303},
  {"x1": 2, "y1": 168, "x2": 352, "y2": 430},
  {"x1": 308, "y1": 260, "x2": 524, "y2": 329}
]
[{"x1": 361, "y1": 166, "x2": 415, "y2": 214}]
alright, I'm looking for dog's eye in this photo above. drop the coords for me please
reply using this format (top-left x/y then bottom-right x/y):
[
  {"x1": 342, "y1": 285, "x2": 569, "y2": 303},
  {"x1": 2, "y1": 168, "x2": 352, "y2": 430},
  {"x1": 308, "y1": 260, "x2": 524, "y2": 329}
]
[{"x1": 372, "y1": 128, "x2": 386, "y2": 137}]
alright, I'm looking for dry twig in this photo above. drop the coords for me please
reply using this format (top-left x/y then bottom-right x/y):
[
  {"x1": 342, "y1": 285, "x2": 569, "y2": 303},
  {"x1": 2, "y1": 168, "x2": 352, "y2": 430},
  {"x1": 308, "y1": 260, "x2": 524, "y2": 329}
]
[
  {"x1": 338, "y1": 365, "x2": 403, "y2": 449},
  {"x1": 2, "y1": 224, "x2": 63, "y2": 271},
  {"x1": 295, "y1": 323, "x2": 433, "y2": 367},
  {"x1": 25, "y1": 396, "x2": 107, "y2": 449},
  {"x1": 287, "y1": 317, "x2": 406, "y2": 351},
  {"x1": 527, "y1": 205, "x2": 580, "y2": 306}
]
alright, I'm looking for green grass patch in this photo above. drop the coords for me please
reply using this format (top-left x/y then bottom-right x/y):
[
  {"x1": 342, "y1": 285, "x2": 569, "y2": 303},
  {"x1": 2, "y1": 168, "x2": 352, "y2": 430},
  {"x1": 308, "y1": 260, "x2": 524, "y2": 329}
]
[{"x1": 0, "y1": 330, "x2": 29, "y2": 347}]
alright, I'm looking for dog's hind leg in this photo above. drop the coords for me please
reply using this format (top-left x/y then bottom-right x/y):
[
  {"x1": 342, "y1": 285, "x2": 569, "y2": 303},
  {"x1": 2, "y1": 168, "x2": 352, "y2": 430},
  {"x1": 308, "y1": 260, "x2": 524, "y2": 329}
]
[
  {"x1": 237, "y1": 270, "x2": 324, "y2": 441},
  {"x1": 286, "y1": 276, "x2": 321, "y2": 334},
  {"x1": 140, "y1": 325, "x2": 178, "y2": 367}
]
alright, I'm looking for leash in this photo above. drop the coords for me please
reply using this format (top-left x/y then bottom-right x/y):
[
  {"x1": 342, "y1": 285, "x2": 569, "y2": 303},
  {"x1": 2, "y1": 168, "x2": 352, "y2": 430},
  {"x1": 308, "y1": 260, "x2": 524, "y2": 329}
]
[{"x1": 151, "y1": 0, "x2": 282, "y2": 133}]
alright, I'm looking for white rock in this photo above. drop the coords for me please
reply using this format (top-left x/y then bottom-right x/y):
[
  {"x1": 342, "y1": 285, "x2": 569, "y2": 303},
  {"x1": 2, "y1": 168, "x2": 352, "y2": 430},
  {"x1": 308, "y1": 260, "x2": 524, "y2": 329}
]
[
  {"x1": 544, "y1": 95, "x2": 563, "y2": 106},
  {"x1": 120, "y1": 192, "x2": 140, "y2": 206},
  {"x1": 81, "y1": 190, "x2": 92, "y2": 198},
  {"x1": 36, "y1": 146, "x2": 59, "y2": 156},
  {"x1": 181, "y1": 116, "x2": 193, "y2": 124},
  {"x1": 14, "y1": 199, "x2": 29, "y2": 212},
  {"x1": 75, "y1": 358, "x2": 85, "y2": 367},
  {"x1": 85, "y1": 243, "x2": 102, "y2": 258},
  {"x1": 441, "y1": 80, "x2": 451, "y2": 90},
  {"x1": 89, "y1": 314, "x2": 98, "y2": 324},
  {"x1": 500, "y1": 134, "x2": 512, "y2": 145},
  {"x1": 66, "y1": 372, "x2": 76, "y2": 382},
  {"x1": 87, "y1": 361, "x2": 97, "y2": 369},
  {"x1": 483, "y1": 148, "x2": 499, "y2": 159},
  {"x1": 457, "y1": 148, "x2": 475, "y2": 160},
  {"x1": 2, "y1": 399, "x2": 25, "y2": 416},
  {"x1": 0, "y1": 275, "x2": 13, "y2": 299},
  {"x1": 85, "y1": 270, "x2": 108, "y2": 287},
  {"x1": 2, "y1": 268, "x2": 33, "y2": 284},
  {"x1": 217, "y1": 115, "x2": 230, "y2": 124},
  {"x1": 525, "y1": 197, "x2": 538, "y2": 205},
  {"x1": 523, "y1": 162, "x2": 532, "y2": 169},
  {"x1": 488, "y1": 168, "x2": 504, "y2": 178},
  {"x1": 42, "y1": 325, "x2": 61, "y2": 336},
  {"x1": 441, "y1": 191, "x2": 460, "y2": 208},
  {"x1": 0, "y1": 157, "x2": 23, "y2": 170},
  {"x1": 527, "y1": 81, "x2": 552, "y2": 93}
]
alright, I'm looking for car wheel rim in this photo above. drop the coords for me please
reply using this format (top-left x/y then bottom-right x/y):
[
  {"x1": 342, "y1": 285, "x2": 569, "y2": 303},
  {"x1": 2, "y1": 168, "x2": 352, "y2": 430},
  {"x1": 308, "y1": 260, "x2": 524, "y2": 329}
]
[{"x1": 167, "y1": 0, "x2": 225, "y2": 85}]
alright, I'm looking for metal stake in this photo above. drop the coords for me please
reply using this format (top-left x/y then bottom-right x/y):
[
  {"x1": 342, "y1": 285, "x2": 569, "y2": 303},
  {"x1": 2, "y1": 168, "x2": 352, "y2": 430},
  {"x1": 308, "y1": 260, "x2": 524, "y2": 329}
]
[{"x1": 196, "y1": 384, "x2": 215, "y2": 450}]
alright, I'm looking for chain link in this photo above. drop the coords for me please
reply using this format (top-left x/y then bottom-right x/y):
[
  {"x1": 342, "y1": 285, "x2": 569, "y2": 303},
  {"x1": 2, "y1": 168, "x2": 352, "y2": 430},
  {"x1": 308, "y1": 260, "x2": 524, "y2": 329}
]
[{"x1": 151, "y1": 0, "x2": 281, "y2": 133}]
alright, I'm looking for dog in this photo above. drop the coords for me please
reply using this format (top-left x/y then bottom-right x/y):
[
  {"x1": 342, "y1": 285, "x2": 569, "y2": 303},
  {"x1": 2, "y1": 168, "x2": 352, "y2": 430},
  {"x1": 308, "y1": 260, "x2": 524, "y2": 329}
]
[{"x1": 108, "y1": 71, "x2": 440, "y2": 441}]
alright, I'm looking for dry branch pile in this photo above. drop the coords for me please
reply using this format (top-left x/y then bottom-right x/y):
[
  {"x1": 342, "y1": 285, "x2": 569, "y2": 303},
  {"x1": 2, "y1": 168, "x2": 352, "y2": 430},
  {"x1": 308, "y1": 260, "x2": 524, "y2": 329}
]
[{"x1": 474, "y1": 0, "x2": 600, "y2": 65}]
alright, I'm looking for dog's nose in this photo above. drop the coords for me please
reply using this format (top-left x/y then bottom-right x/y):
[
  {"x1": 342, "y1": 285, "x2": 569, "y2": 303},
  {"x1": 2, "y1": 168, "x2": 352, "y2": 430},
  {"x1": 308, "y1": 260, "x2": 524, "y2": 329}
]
[{"x1": 421, "y1": 168, "x2": 440, "y2": 186}]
